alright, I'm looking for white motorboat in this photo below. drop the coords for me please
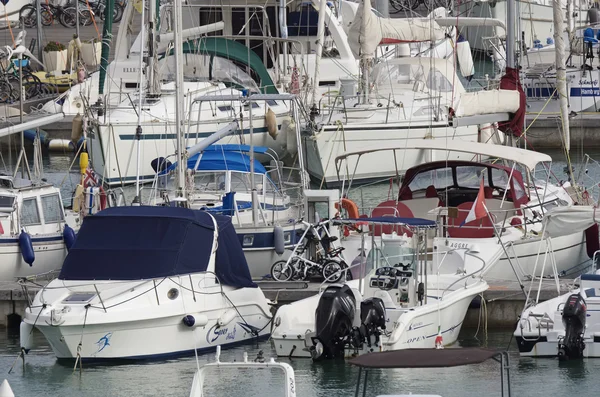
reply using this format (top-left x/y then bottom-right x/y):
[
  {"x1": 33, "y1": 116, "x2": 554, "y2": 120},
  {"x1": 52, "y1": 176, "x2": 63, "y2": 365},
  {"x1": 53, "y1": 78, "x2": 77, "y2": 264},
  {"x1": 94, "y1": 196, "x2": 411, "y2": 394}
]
[
  {"x1": 335, "y1": 140, "x2": 593, "y2": 281},
  {"x1": 271, "y1": 217, "x2": 493, "y2": 359},
  {"x1": 189, "y1": 346, "x2": 296, "y2": 397},
  {"x1": 514, "y1": 206, "x2": 600, "y2": 359},
  {"x1": 20, "y1": 206, "x2": 272, "y2": 361},
  {"x1": 0, "y1": 176, "x2": 80, "y2": 281}
]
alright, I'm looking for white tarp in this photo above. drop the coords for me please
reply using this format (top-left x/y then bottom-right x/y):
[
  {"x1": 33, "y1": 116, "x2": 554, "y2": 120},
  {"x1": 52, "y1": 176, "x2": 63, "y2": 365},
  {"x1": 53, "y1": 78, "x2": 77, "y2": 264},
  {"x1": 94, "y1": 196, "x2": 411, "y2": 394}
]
[
  {"x1": 454, "y1": 90, "x2": 520, "y2": 117},
  {"x1": 348, "y1": 0, "x2": 446, "y2": 58},
  {"x1": 542, "y1": 206, "x2": 597, "y2": 238}
]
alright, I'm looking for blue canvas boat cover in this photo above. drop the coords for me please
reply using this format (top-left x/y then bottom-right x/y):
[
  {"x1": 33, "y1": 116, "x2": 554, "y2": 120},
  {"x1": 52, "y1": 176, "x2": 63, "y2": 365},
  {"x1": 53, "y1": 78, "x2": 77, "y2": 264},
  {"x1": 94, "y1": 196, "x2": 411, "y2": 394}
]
[
  {"x1": 165, "y1": 150, "x2": 267, "y2": 175},
  {"x1": 59, "y1": 206, "x2": 256, "y2": 288}
]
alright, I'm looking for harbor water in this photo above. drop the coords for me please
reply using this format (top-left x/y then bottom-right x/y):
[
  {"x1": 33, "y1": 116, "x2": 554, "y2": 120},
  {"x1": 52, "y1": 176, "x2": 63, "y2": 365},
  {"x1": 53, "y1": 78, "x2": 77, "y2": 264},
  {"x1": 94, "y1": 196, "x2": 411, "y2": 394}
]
[
  {"x1": 2, "y1": 328, "x2": 600, "y2": 396},
  {"x1": 0, "y1": 144, "x2": 599, "y2": 396}
]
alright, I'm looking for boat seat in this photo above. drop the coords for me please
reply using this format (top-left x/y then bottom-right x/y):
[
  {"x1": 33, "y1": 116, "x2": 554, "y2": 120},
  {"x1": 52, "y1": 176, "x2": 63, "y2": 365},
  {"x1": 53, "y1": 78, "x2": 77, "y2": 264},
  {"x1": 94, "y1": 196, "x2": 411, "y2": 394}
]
[
  {"x1": 425, "y1": 185, "x2": 438, "y2": 198},
  {"x1": 447, "y1": 202, "x2": 495, "y2": 238},
  {"x1": 370, "y1": 200, "x2": 414, "y2": 237}
]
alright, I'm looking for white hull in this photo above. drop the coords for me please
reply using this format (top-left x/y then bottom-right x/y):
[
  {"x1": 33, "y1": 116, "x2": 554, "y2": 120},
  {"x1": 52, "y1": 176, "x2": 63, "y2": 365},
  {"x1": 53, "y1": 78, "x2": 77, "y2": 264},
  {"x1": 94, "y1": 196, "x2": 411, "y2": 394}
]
[
  {"x1": 25, "y1": 276, "x2": 272, "y2": 360},
  {"x1": 272, "y1": 277, "x2": 487, "y2": 358},
  {"x1": 439, "y1": 230, "x2": 589, "y2": 281},
  {"x1": 525, "y1": 68, "x2": 600, "y2": 114},
  {"x1": 0, "y1": 236, "x2": 66, "y2": 280},
  {"x1": 305, "y1": 123, "x2": 480, "y2": 186},
  {"x1": 87, "y1": 83, "x2": 292, "y2": 186},
  {"x1": 515, "y1": 273, "x2": 600, "y2": 357}
]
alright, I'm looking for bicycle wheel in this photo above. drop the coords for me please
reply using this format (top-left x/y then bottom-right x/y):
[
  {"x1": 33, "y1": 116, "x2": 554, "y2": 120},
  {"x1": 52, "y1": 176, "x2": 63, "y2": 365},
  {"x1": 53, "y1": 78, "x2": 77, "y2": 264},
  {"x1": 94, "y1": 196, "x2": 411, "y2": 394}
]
[
  {"x1": 0, "y1": 80, "x2": 15, "y2": 102},
  {"x1": 322, "y1": 260, "x2": 347, "y2": 283},
  {"x1": 40, "y1": 8, "x2": 54, "y2": 26},
  {"x1": 59, "y1": 7, "x2": 77, "y2": 27},
  {"x1": 271, "y1": 260, "x2": 294, "y2": 282},
  {"x1": 113, "y1": 3, "x2": 123, "y2": 22},
  {"x1": 79, "y1": 9, "x2": 93, "y2": 25},
  {"x1": 19, "y1": 5, "x2": 37, "y2": 28}
]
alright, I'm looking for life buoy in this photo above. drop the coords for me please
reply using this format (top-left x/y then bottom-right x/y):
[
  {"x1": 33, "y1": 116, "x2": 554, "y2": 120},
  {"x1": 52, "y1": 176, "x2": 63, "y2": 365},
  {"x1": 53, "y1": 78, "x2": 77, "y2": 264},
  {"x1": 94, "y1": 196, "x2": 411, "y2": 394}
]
[{"x1": 334, "y1": 198, "x2": 360, "y2": 219}]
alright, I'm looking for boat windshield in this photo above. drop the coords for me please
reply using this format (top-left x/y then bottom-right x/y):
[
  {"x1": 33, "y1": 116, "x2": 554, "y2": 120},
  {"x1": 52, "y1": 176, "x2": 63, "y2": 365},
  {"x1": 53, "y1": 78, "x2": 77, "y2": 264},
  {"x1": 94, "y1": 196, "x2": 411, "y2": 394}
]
[
  {"x1": 194, "y1": 172, "x2": 227, "y2": 193},
  {"x1": 0, "y1": 195, "x2": 15, "y2": 212},
  {"x1": 409, "y1": 167, "x2": 453, "y2": 191}
]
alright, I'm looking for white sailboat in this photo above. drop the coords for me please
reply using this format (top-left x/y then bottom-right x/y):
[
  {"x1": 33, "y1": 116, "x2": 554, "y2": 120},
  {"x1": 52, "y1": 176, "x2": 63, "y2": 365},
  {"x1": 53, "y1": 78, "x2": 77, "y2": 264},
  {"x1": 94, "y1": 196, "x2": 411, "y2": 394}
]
[
  {"x1": 305, "y1": 0, "x2": 521, "y2": 187},
  {"x1": 334, "y1": 140, "x2": 591, "y2": 281}
]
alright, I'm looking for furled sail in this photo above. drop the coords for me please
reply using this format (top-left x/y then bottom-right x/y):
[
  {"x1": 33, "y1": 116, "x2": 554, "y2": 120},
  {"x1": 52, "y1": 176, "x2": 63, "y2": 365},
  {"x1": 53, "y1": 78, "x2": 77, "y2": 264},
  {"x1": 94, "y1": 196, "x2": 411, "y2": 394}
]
[{"x1": 348, "y1": 0, "x2": 446, "y2": 58}]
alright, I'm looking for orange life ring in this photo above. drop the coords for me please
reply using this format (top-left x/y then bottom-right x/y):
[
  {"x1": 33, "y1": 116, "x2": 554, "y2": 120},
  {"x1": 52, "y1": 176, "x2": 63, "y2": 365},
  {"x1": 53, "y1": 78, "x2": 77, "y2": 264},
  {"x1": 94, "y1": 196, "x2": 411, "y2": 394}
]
[{"x1": 334, "y1": 198, "x2": 360, "y2": 219}]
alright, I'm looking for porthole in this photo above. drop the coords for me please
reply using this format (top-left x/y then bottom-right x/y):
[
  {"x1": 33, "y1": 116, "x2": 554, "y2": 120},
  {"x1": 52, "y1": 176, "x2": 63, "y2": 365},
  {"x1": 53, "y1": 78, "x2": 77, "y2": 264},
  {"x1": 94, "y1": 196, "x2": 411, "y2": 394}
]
[{"x1": 167, "y1": 288, "x2": 179, "y2": 300}]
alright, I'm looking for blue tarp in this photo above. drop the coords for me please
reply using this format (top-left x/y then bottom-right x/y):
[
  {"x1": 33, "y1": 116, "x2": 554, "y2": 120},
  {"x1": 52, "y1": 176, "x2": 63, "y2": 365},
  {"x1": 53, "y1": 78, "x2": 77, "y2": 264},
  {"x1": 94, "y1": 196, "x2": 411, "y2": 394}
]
[
  {"x1": 165, "y1": 150, "x2": 267, "y2": 175},
  {"x1": 203, "y1": 144, "x2": 269, "y2": 154},
  {"x1": 58, "y1": 206, "x2": 256, "y2": 288},
  {"x1": 332, "y1": 217, "x2": 437, "y2": 229}
]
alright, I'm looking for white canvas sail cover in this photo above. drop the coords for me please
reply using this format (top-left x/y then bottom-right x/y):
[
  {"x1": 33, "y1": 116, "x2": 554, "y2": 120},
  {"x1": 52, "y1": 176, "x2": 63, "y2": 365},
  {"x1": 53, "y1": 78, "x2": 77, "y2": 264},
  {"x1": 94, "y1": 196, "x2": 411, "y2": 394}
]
[
  {"x1": 453, "y1": 90, "x2": 520, "y2": 117},
  {"x1": 348, "y1": 0, "x2": 446, "y2": 58},
  {"x1": 541, "y1": 206, "x2": 598, "y2": 238}
]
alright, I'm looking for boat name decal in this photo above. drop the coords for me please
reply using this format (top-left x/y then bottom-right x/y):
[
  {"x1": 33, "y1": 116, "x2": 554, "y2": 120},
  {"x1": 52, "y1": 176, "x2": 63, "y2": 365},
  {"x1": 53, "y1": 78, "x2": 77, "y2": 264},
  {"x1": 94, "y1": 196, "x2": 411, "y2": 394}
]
[
  {"x1": 447, "y1": 242, "x2": 469, "y2": 249},
  {"x1": 207, "y1": 324, "x2": 237, "y2": 343},
  {"x1": 579, "y1": 79, "x2": 598, "y2": 86}
]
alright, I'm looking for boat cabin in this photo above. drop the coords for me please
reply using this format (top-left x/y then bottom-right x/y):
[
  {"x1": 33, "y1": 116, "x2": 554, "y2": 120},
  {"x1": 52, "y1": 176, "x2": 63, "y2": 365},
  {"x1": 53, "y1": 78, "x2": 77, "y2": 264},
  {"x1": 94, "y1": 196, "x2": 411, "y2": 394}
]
[
  {"x1": 0, "y1": 176, "x2": 73, "y2": 237},
  {"x1": 155, "y1": 145, "x2": 293, "y2": 219},
  {"x1": 369, "y1": 161, "x2": 529, "y2": 239}
]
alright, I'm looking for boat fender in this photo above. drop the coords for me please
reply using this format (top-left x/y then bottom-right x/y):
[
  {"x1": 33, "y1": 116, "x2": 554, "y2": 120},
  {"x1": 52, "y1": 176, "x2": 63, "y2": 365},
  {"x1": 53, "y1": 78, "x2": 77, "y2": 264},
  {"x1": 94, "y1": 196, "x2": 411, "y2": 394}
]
[
  {"x1": 285, "y1": 119, "x2": 297, "y2": 155},
  {"x1": 266, "y1": 107, "x2": 278, "y2": 140},
  {"x1": 48, "y1": 139, "x2": 75, "y2": 152},
  {"x1": 182, "y1": 314, "x2": 208, "y2": 328},
  {"x1": 71, "y1": 114, "x2": 83, "y2": 144},
  {"x1": 20, "y1": 322, "x2": 35, "y2": 353},
  {"x1": 0, "y1": 379, "x2": 15, "y2": 397},
  {"x1": 456, "y1": 39, "x2": 475, "y2": 81},
  {"x1": 63, "y1": 224, "x2": 77, "y2": 251},
  {"x1": 273, "y1": 225, "x2": 285, "y2": 255},
  {"x1": 19, "y1": 231, "x2": 35, "y2": 266},
  {"x1": 217, "y1": 309, "x2": 237, "y2": 327}
]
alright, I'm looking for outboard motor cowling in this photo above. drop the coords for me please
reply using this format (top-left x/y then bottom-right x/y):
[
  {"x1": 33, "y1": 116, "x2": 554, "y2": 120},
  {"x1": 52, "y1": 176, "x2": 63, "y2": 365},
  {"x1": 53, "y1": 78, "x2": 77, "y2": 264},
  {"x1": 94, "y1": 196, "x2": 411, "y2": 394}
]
[
  {"x1": 355, "y1": 298, "x2": 386, "y2": 348},
  {"x1": 558, "y1": 293, "x2": 587, "y2": 360},
  {"x1": 311, "y1": 285, "x2": 356, "y2": 360}
]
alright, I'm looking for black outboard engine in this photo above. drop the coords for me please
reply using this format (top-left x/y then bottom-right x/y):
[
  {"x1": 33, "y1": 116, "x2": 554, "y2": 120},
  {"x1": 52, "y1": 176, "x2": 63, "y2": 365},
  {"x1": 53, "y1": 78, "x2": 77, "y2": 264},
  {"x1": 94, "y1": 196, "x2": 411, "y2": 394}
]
[
  {"x1": 558, "y1": 293, "x2": 587, "y2": 360},
  {"x1": 311, "y1": 285, "x2": 356, "y2": 360},
  {"x1": 350, "y1": 298, "x2": 386, "y2": 350}
]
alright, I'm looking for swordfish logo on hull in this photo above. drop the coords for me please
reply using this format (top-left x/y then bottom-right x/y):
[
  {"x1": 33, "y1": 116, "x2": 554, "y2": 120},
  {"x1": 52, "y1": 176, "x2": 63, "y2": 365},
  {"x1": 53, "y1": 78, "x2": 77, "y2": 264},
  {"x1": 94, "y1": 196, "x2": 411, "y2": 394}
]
[{"x1": 93, "y1": 332, "x2": 113, "y2": 355}]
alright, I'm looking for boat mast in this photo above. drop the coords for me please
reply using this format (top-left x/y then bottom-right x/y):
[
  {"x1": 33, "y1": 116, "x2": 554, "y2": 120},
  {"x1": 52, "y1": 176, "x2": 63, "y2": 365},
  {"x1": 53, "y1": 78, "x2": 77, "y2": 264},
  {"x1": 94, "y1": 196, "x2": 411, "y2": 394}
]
[
  {"x1": 148, "y1": 0, "x2": 160, "y2": 96},
  {"x1": 98, "y1": 0, "x2": 115, "y2": 98},
  {"x1": 360, "y1": 0, "x2": 371, "y2": 104},
  {"x1": 311, "y1": 0, "x2": 328, "y2": 110},
  {"x1": 173, "y1": 0, "x2": 186, "y2": 201},
  {"x1": 134, "y1": 0, "x2": 146, "y2": 203},
  {"x1": 553, "y1": 0, "x2": 570, "y2": 153},
  {"x1": 505, "y1": 0, "x2": 516, "y2": 147}
]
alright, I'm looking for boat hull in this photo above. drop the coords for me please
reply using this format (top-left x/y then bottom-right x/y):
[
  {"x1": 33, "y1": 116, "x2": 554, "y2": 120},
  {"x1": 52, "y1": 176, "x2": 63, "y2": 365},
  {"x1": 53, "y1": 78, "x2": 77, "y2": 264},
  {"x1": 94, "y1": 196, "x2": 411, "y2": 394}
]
[
  {"x1": 0, "y1": 235, "x2": 66, "y2": 280},
  {"x1": 272, "y1": 279, "x2": 487, "y2": 358},
  {"x1": 304, "y1": 123, "x2": 480, "y2": 187}
]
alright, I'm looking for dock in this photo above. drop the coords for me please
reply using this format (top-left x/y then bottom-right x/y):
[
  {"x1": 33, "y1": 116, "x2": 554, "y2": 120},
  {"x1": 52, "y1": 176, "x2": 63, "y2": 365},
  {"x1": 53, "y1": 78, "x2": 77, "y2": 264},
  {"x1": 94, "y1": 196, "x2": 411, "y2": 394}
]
[
  {"x1": 525, "y1": 112, "x2": 600, "y2": 149},
  {"x1": 0, "y1": 278, "x2": 574, "y2": 329}
]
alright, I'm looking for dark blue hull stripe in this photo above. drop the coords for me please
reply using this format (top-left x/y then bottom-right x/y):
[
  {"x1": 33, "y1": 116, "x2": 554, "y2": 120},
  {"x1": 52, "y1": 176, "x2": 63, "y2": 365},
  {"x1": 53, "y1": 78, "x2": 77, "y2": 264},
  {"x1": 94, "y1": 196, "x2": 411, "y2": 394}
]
[{"x1": 0, "y1": 236, "x2": 64, "y2": 244}]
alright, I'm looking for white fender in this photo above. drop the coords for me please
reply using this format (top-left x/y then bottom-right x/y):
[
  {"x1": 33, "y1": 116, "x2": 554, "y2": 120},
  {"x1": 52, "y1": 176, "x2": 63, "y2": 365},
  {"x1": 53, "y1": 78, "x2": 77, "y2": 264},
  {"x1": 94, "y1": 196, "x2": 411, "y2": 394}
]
[
  {"x1": 20, "y1": 321, "x2": 35, "y2": 352},
  {"x1": 457, "y1": 40, "x2": 475, "y2": 79}
]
